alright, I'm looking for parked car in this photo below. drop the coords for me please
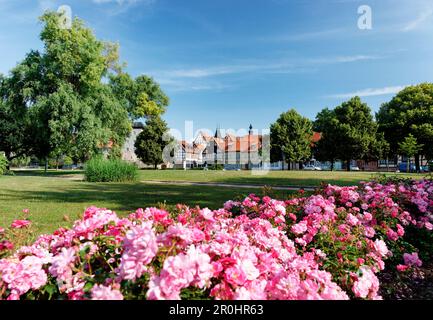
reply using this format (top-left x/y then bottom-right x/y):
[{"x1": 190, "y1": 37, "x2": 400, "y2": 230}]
[
  {"x1": 398, "y1": 163, "x2": 429, "y2": 173},
  {"x1": 350, "y1": 165, "x2": 360, "y2": 171},
  {"x1": 303, "y1": 164, "x2": 322, "y2": 171}
]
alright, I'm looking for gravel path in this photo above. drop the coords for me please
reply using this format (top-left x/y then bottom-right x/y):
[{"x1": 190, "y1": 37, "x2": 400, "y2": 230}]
[
  {"x1": 56, "y1": 174, "x2": 317, "y2": 191},
  {"x1": 140, "y1": 180, "x2": 316, "y2": 191}
]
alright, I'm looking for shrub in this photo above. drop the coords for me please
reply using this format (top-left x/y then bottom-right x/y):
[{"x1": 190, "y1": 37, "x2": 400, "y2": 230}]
[
  {"x1": 84, "y1": 157, "x2": 138, "y2": 182},
  {"x1": 207, "y1": 164, "x2": 224, "y2": 170},
  {"x1": 9, "y1": 156, "x2": 30, "y2": 168},
  {"x1": 63, "y1": 156, "x2": 74, "y2": 167},
  {"x1": 0, "y1": 153, "x2": 8, "y2": 175}
]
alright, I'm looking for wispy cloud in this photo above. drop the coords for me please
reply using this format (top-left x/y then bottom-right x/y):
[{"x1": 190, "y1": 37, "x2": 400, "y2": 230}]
[
  {"x1": 151, "y1": 55, "x2": 379, "y2": 81},
  {"x1": 327, "y1": 85, "x2": 407, "y2": 99},
  {"x1": 92, "y1": 0, "x2": 156, "y2": 15},
  {"x1": 155, "y1": 78, "x2": 233, "y2": 92},
  {"x1": 148, "y1": 54, "x2": 380, "y2": 92},
  {"x1": 402, "y1": 8, "x2": 433, "y2": 31},
  {"x1": 261, "y1": 28, "x2": 345, "y2": 42},
  {"x1": 92, "y1": 0, "x2": 154, "y2": 5}
]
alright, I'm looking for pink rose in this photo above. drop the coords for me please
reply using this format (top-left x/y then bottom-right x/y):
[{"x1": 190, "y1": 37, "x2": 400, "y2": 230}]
[
  {"x1": 11, "y1": 220, "x2": 31, "y2": 229},
  {"x1": 396, "y1": 264, "x2": 409, "y2": 272}
]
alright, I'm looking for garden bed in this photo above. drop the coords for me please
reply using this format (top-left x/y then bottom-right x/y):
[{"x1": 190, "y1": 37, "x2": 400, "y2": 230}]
[{"x1": 0, "y1": 177, "x2": 432, "y2": 300}]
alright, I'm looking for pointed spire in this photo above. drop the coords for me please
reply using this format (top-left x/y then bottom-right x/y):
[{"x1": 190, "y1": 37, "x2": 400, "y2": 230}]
[{"x1": 215, "y1": 124, "x2": 222, "y2": 139}]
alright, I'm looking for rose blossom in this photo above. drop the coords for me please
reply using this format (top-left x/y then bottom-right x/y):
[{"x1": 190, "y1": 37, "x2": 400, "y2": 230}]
[{"x1": 11, "y1": 220, "x2": 31, "y2": 229}]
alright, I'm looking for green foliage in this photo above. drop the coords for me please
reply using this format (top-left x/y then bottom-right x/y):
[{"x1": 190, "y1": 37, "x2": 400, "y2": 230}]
[
  {"x1": 84, "y1": 156, "x2": 138, "y2": 182},
  {"x1": 270, "y1": 109, "x2": 313, "y2": 165},
  {"x1": 63, "y1": 156, "x2": 74, "y2": 166},
  {"x1": 207, "y1": 164, "x2": 224, "y2": 170},
  {"x1": 0, "y1": 153, "x2": 8, "y2": 175},
  {"x1": 109, "y1": 73, "x2": 169, "y2": 120},
  {"x1": 0, "y1": 70, "x2": 33, "y2": 163},
  {"x1": 314, "y1": 97, "x2": 381, "y2": 170},
  {"x1": 399, "y1": 134, "x2": 423, "y2": 158},
  {"x1": 135, "y1": 117, "x2": 173, "y2": 168},
  {"x1": 399, "y1": 134, "x2": 423, "y2": 173},
  {"x1": 377, "y1": 83, "x2": 433, "y2": 162},
  {"x1": 313, "y1": 108, "x2": 340, "y2": 169},
  {"x1": 0, "y1": 11, "x2": 169, "y2": 167},
  {"x1": 9, "y1": 156, "x2": 31, "y2": 168}
]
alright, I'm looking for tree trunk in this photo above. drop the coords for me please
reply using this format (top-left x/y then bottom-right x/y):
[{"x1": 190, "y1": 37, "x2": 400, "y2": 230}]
[
  {"x1": 330, "y1": 160, "x2": 334, "y2": 171},
  {"x1": 407, "y1": 159, "x2": 410, "y2": 173},
  {"x1": 346, "y1": 160, "x2": 351, "y2": 172},
  {"x1": 5, "y1": 151, "x2": 11, "y2": 170},
  {"x1": 154, "y1": 163, "x2": 157, "y2": 170},
  {"x1": 45, "y1": 157, "x2": 48, "y2": 173},
  {"x1": 386, "y1": 157, "x2": 389, "y2": 172},
  {"x1": 415, "y1": 154, "x2": 420, "y2": 172}
]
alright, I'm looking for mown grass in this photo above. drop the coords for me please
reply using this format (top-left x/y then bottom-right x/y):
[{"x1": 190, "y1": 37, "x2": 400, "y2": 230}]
[
  {"x1": 138, "y1": 169, "x2": 428, "y2": 187},
  {"x1": 0, "y1": 174, "x2": 295, "y2": 236},
  {"x1": 2, "y1": 169, "x2": 428, "y2": 236},
  {"x1": 14, "y1": 169, "x2": 428, "y2": 187}
]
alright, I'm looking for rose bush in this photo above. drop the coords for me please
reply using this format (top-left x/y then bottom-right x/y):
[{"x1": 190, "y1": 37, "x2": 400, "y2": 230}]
[{"x1": 0, "y1": 178, "x2": 432, "y2": 300}]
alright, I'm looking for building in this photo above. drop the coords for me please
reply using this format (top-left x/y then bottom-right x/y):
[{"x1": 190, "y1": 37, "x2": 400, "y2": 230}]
[
  {"x1": 121, "y1": 122, "x2": 147, "y2": 168},
  {"x1": 173, "y1": 125, "x2": 316, "y2": 170}
]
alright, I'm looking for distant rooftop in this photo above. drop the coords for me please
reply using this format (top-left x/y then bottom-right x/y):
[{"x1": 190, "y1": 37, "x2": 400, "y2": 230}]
[{"x1": 132, "y1": 122, "x2": 145, "y2": 129}]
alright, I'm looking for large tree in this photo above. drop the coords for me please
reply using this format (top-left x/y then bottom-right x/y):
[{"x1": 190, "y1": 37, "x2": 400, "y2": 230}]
[
  {"x1": 314, "y1": 97, "x2": 380, "y2": 171},
  {"x1": 0, "y1": 11, "x2": 168, "y2": 169},
  {"x1": 313, "y1": 108, "x2": 341, "y2": 171},
  {"x1": 0, "y1": 53, "x2": 40, "y2": 165},
  {"x1": 134, "y1": 117, "x2": 172, "y2": 169},
  {"x1": 377, "y1": 83, "x2": 433, "y2": 171},
  {"x1": 270, "y1": 109, "x2": 313, "y2": 170}
]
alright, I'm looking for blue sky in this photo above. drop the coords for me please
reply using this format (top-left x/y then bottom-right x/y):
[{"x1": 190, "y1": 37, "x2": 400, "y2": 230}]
[{"x1": 1, "y1": 0, "x2": 433, "y2": 137}]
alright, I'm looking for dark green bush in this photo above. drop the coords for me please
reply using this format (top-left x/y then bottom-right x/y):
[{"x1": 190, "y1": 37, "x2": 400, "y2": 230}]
[
  {"x1": 84, "y1": 157, "x2": 138, "y2": 182},
  {"x1": 207, "y1": 164, "x2": 224, "y2": 170},
  {"x1": 0, "y1": 153, "x2": 8, "y2": 175}
]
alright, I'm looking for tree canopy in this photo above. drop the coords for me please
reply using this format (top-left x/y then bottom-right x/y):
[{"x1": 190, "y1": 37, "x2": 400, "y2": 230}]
[
  {"x1": 0, "y1": 11, "x2": 169, "y2": 166},
  {"x1": 270, "y1": 109, "x2": 313, "y2": 168},
  {"x1": 377, "y1": 83, "x2": 433, "y2": 168},
  {"x1": 314, "y1": 97, "x2": 382, "y2": 170},
  {"x1": 134, "y1": 116, "x2": 173, "y2": 169},
  {"x1": 399, "y1": 134, "x2": 424, "y2": 172}
]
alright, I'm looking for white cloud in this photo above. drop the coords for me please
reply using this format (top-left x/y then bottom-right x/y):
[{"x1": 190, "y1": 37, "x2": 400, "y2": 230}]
[
  {"x1": 327, "y1": 85, "x2": 407, "y2": 99},
  {"x1": 402, "y1": 8, "x2": 433, "y2": 31},
  {"x1": 262, "y1": 28, "x2": 345, "y2": 42},
  {"x1": 92, "y1": 0, "x2": 155, "y2": 5},
  {"x1": 155, "y1": 78, "x2": 232, "y2": 92},
  {"x1": 151, "y1": 55, "x2": 378, "y2": 81},
  {"x1": 91, "y1": 0, "x2": 156, "y2": 16}
]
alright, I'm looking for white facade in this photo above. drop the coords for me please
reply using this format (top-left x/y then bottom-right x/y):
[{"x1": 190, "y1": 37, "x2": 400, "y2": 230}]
[{"x1": 121, "y1": 123, "x2": 147, "y2": 168}]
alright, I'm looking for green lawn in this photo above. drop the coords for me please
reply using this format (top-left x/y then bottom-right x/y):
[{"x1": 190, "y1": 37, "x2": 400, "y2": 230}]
[
  {"x1": 0, "y1": 173, "x2": 294, "y2": 236},
  {"x1": 138, "y1": 169, "x2": 428, "y2": 187},
  {"x1": 14, "y1": 169, "x2": 428, "y2": 187},
  {"x1": 1, "y1": 169, "x2": 428, "y2": 236}
]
